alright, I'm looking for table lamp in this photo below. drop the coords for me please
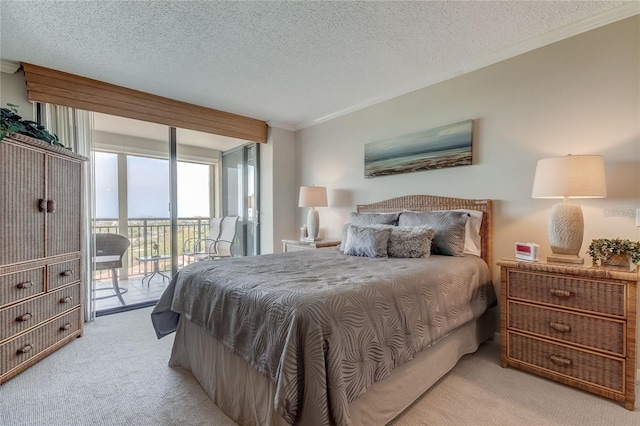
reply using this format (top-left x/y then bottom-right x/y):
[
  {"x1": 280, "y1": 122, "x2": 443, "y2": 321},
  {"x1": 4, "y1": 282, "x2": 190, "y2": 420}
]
[
  {"x1": 298, "y1": 186, "x2": 327, "y2": 241},
  {"x1": 532, "y1": 154, "x2": 607, "y2": 264}
]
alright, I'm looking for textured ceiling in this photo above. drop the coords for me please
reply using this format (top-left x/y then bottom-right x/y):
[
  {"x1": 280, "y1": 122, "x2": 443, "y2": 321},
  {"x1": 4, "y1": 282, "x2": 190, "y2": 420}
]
[{"x1": 0, "y1": 1, "x2": 635, "y2": 130}]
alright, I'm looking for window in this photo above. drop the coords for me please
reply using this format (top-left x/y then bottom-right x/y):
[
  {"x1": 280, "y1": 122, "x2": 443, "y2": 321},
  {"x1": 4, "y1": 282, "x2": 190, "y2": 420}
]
[{"x1": 94, "y1": 152, "x2": 119, "y2": 219}]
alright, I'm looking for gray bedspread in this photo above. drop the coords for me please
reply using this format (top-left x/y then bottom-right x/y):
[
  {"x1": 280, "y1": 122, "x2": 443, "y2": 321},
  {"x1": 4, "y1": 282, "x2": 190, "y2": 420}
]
[{"x1": 151, "y1": 248, "x2": 496, "y2": 426}]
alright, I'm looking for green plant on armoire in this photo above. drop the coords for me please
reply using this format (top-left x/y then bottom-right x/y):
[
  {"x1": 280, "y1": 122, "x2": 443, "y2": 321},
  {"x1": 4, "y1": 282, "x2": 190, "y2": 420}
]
[{"x1": 0, "y1": 103, "x2": 65, "y2": 147}]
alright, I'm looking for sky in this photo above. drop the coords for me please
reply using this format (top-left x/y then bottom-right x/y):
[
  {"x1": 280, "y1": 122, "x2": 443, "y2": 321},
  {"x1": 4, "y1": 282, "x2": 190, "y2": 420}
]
[{"x1": 94, "y1": 152, "x2": 210, "y2": 219}]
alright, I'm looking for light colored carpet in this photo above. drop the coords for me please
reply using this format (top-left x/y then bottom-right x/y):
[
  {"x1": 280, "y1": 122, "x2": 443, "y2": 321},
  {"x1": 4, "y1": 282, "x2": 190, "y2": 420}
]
[{"x1": 1, "y1": 307, "x2": 638, "y2": 426}]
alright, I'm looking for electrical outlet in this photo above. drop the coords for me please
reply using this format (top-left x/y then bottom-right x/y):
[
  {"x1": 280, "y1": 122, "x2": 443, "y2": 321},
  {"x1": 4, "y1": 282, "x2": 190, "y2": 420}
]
[{"x1": 637, "y1": 208, "x2": 640, "y2": 227}]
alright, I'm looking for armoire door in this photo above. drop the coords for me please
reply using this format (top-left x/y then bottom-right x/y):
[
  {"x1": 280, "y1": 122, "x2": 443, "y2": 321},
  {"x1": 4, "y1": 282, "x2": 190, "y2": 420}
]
[
  {"x1": 0, "y1": 140, "x2": 46, "y2": 265},
  {"x1": 46, "y1": 155, "x2": 83, "y2": 257}
]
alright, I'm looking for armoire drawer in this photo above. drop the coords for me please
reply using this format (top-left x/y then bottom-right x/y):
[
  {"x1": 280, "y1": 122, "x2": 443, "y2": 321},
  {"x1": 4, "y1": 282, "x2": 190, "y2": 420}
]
[
  {"x1": 0, "y1": 284, "x2": 80, "y2": 342},
  {"x1": 0, "y1": 267, "x2": 45, "y2": 308},
  {"x1": 48, "y1": 258, "x2": 81, "y2": 290},
  {"x1": 0, "y1": 309, "x2": 81, "y2": 377}
]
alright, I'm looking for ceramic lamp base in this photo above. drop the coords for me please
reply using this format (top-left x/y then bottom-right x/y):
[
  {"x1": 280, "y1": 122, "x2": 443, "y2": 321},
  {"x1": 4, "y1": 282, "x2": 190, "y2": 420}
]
[
  {"x1": 548, "y1": 253, "x2": 584, "y2": 264},
  {"x1": 306, "y1": 207, "x2": 320, "y2": 240},
  {"x1": 548, "y1": 202, "x2": 584, "y2": 264}
]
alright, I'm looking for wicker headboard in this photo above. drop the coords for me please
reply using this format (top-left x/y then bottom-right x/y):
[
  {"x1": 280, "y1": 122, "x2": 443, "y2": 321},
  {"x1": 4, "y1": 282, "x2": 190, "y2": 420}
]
[{"x1": 356, "y1": 195, "x2": 493, "y2": 267}]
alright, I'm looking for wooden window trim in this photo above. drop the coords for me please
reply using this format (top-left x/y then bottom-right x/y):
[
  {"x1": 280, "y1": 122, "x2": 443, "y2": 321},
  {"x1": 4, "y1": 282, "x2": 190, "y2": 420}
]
[{"x1": 22, "y1": 63, "x2": 267, "y2": 143}]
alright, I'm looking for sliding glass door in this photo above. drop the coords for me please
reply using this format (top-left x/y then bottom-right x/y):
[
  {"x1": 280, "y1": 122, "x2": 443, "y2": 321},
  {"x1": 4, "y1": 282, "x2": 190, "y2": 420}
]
[
  {"x1": 222, "y1": 144, "x2": 260, "y2": 257},
  {"x1": 91, "y1": 113, "x2": 255, "y2": 315},
  {"x1": 92, "y1": 116, "x2": 172, "y2": 315}
]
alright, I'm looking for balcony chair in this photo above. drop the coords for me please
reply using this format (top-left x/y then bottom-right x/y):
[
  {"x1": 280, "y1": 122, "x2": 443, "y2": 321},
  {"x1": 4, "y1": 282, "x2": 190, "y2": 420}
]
[
  {"x1": 93, "y1": 233, "x2": 130, "y2": 306},
  {"x1": 183, "y1": 217, "x2": 223, "y2": 262},
  {"x1": 183, "y1": 216, "x2": 239, "y2": 262}
]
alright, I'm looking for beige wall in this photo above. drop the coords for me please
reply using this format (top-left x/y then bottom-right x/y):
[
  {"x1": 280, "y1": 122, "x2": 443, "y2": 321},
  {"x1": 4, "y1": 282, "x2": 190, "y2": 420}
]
[
  {"x1": 260, "y1": 126, "x2": 297, "y2": 254},
  {"x1": 296, "y1": 16, "x2": 639, "y2": 262},
  {"x1": 0, "y1": 69, "x2": 33, "y2": 120},
  {"x1": 295, "y1": 17, "x2": 639, "y2": 351}
]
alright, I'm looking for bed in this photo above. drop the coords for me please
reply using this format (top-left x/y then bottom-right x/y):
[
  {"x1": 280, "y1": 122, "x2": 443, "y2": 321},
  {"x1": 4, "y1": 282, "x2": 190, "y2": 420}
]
[{"x1": 152, "y1": 195, "x2": 497, "y2": 426}]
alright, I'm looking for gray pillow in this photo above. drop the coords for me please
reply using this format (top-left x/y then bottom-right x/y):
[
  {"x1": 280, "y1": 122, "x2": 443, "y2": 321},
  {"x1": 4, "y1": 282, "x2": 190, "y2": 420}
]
[
  {"x1": 398, "y1": 211, "x2": 468, "y2": 256},
  {"x1": 349, "y1": 212, "x2": 400, "y2": 226},
  {"x1": 343, "y1": 225, "x2": 392, "y2": 258},
  {"x1": 388, "y1": 226, "x2": 435, "y2": 258},
  {"x1": 340, "y1": 213, "x2": 400, "y2": 251}
]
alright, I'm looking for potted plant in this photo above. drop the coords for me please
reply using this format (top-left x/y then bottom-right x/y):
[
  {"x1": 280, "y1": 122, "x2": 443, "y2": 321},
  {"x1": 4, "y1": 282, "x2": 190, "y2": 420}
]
[
  {"x1": 587, "y1": 238, "x2": 640, "y2": 268},
  {"x1": 0, "y1": 103, "x2": 65, "y2": 147}
]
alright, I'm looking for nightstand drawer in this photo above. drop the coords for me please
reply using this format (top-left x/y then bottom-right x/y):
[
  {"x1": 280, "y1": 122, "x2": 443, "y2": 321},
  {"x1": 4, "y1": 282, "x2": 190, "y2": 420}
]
[
  {"x1": 507, "y1": 270, "x2": 625, "y2": 317},
  {"x1": 285, "y1": 244, "x2": 312, "y2": 252},
  {"x1": 508, "y1": 332, "x2": 624, "y2": 394},
  {"x1": 508, "y1": 301, "x2": 625, "y2": 355},
  {"x1": 282, "y1": 239, "x2": 341, "y2": 253}
]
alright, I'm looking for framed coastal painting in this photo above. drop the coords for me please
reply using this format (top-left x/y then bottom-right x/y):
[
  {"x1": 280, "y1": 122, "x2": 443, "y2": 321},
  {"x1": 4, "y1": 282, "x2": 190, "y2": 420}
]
[{"x1": 364, "y1": 119, "x2": 473, "y2": 178}]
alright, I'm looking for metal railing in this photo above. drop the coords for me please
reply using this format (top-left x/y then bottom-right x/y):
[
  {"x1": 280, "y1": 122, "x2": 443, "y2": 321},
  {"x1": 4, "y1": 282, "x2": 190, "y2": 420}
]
[{"x1": 92, "y1": 217, "x2": 210, "y2": 280}]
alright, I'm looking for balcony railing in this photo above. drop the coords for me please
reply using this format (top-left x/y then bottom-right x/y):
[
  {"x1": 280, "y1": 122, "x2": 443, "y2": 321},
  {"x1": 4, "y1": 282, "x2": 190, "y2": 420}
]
[{"x1": 92, "y1": 217, "x2": 210, "y2": 280}]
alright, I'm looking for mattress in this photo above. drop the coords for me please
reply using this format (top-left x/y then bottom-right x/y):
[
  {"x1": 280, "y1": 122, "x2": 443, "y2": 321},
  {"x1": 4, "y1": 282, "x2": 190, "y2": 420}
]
[
  {"x1": 170, "y1": 309, "x2": 496, "y2": 426},
  {"x1": 152, "y1": 248, "x2": 496, "y2": 425}
]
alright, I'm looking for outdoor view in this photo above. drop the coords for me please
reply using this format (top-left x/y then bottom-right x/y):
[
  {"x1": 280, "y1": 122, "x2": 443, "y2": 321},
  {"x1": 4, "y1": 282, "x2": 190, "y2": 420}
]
[{"x1": 93, "y1": 152, "x2": 212, "y2": 312}]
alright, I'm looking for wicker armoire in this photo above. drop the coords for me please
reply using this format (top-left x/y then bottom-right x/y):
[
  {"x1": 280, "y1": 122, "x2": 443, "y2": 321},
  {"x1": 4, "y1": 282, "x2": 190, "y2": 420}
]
[{"x1": 0, "y1": 133, "x2": 86, "y2": 384}]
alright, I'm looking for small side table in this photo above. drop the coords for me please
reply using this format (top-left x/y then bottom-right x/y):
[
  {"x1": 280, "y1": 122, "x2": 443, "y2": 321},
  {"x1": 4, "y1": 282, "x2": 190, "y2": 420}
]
[
  {"x1": 137, "y1": 255, "x2": 171, "y2": 286},
  {"x1": 282, "y1": 239, "x2": 341, "y2": 253}
]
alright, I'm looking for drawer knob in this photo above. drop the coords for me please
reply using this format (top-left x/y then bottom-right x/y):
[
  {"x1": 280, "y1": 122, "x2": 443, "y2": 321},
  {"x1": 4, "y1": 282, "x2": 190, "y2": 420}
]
[
  {"x1": 550, "y1": 354, "x2": 571, "y2": 367},
  {"x1": 549, "y1": 321, "x2": 571, "y2": 332},
  {"x1": 61, "y1": 270, "x2": 73, "y2": 277},
  {"x1": 60, "y1": 296, "x2": 73, "y2": 304},
  {"x1": 38, "y1": 199, "x2": 47, "y2": 212},
  {"x1": 16, "y1": 313, "x2": 33, "y2": 322},
  {"x1": 60, "y1": 323, "x2": 72, "y2": 331},
  {"x1": 549, "y1": 288, "x2": 571, "y2": 298},
  {"x1": 47, "y1": 199, "x2": 56, "y2": 213},
  {"x1": 16, "y1": 281, "x2": 33, "y2": 289},
  {"x1": 17, "y1": 344, "x2": 33, "y2": 354}
]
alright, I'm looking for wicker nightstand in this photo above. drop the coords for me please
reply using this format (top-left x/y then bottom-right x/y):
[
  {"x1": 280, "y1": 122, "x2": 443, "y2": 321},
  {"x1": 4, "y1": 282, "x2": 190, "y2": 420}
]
[
  {"x1": 282, "y1": 239, "x2": 341, "y2": 253},
  {"x1": 498, "y1": 258, "x2": 638, "y2": 410}
]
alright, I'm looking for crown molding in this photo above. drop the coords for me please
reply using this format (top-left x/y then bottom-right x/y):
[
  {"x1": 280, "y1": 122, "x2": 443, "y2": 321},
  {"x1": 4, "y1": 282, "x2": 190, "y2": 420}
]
[
  {"x1": 267, "y1": 120, "x2": 297, "y2": 132},
  {"x1": 295, "y1": 2, "x2": 639, "y2": 130},
  {"x1": 1, "y1": 60, "x2": 20, "y2": 74}
]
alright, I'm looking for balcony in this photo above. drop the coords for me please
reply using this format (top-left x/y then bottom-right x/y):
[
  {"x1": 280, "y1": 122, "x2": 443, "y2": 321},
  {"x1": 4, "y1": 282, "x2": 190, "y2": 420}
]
[{"x1": 92, "y1": 217, "x2": 210, "y2": 313}]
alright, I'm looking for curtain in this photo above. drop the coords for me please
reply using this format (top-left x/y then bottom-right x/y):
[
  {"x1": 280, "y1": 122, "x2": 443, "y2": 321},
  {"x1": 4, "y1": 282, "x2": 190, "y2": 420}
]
[{"x1": 36, "y1": 103, "x2": 96, "y2": 322}]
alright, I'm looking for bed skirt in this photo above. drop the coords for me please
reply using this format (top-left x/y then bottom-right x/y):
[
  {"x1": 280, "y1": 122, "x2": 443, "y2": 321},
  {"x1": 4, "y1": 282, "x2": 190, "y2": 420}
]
[{"x1": 169, "y1": 308, "x2": 496, "y2": 426}]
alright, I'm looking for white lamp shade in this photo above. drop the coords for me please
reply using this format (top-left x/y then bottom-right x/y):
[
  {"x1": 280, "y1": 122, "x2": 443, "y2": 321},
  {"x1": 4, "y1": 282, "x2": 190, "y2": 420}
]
[
  {"x1": 298, "y1": 186, "x2": 328, "y2": 207},
  {"x1": 531, "y1": 155, "x2": 607, "y2": 199}
]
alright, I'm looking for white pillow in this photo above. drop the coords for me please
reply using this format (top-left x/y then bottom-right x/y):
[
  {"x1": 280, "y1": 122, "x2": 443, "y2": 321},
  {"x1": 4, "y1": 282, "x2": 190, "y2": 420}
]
[{"x1": 446, "y1": 209, "x2": 482, "y2": 257}]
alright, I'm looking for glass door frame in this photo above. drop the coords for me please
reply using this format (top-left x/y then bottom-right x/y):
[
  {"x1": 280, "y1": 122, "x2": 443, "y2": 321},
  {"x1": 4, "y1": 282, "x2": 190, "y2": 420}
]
[
  {"x1": 169, "y1": 127, "x2": 179, "y2": 276},
  {"x1": 222, "y1": 143, "x2": 260, "y2": 256}
]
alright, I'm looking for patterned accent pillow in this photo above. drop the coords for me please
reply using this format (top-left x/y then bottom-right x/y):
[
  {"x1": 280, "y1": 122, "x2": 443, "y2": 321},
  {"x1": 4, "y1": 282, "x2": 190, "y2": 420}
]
[
  {"x1": 398, "y1": 211, "x2": 468, "y2": 256},
  {"x1": 388, "y1": 226, "x2": 435, "y2": 258},
  {"x1": 340, "y1": 213, "x2": 400, "y2": 251},
  {"x1": 343, "y1": 225, "x2": 393, "y2": 258}
]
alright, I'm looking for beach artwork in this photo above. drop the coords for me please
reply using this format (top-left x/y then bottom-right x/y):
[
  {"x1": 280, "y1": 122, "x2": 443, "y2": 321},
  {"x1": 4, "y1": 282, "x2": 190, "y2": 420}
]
[{"x1": 364, "y1": 120, "x2": 473, "y2": 178}]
